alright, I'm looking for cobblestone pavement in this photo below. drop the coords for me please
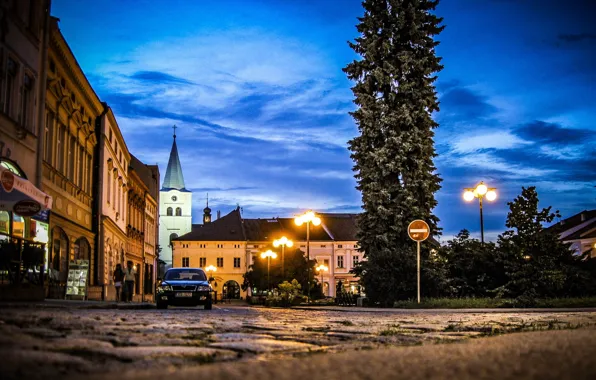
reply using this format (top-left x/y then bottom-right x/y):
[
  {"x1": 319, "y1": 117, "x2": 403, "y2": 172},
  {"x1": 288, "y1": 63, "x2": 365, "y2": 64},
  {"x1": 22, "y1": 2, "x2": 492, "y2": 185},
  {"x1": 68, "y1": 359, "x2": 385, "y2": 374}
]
[{"x1": 1, "y1": 304, "x2": 596, "y2": 379}]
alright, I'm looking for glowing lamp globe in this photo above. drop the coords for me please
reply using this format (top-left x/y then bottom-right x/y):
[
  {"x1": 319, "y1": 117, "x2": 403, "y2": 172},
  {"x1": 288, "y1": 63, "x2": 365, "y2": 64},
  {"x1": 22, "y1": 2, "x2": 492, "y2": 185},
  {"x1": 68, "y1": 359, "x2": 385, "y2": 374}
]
[
  {"x1": 312, "y1": 217, "x2": 321, "y2": 226},
  {"x1": 273, "y1": 241, "x2": 280, "y2": 247},
  {"x1": 476, "y1": 183, "x2": 488, "y2": 196},
  {"x1": 463, "y1": 191, "x2": 475, "y2": 202},
  {"x1": 286, "y1": 240, "x2": 293, "y2": 247},
  {"x1": 294, "y1": 216, "x2": 304, "y2": 226},
  {"x1": 486, "y1": 190, "x2": 497, "y2": 201}
]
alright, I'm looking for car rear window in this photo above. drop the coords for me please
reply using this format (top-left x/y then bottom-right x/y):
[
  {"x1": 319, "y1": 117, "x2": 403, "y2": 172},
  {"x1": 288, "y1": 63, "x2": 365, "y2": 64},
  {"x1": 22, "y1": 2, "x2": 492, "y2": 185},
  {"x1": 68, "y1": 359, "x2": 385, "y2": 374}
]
[{"x1": 164, "y1": 269, "x2": 207, "y2": 281}]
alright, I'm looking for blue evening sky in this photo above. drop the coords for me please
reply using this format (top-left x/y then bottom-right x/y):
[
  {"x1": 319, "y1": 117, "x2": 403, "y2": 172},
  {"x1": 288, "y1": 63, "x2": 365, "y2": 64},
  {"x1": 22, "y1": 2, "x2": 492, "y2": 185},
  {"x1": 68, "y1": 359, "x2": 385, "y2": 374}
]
[{"x1": 52, "y1": 0, "x2": 595, "y2": 242}]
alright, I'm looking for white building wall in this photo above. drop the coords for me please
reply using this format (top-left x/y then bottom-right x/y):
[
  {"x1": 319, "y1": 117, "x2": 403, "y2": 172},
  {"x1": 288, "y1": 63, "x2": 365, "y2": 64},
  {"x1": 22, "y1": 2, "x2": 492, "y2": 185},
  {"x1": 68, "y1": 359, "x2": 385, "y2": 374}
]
[{"x1": 159, "y1": 189, "x2": 192, "y2": 266}]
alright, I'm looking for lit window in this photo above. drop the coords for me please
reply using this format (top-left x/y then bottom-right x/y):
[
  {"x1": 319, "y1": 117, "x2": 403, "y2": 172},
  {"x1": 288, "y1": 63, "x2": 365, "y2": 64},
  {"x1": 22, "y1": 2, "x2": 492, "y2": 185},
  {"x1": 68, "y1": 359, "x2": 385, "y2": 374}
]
[
  {"x1": 234, "y1": 257, "x2": 241, "y2": 268},
  {"x1": 217, "y1": 257, "x2": 223, "y2": 267},
  {"x1": 182, "y1": 257, "x2": 189, "y2": 267},
  {"x1": 337, "y1": 256, "x2": 344, "y2": 268}
]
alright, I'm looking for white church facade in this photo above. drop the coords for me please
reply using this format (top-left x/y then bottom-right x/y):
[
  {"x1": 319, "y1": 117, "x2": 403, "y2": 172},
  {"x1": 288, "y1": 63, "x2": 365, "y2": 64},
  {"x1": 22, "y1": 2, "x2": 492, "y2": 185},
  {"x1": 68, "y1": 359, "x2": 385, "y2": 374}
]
[{"x1": 158, "y1": 130, "x2": 192, "y2": 269}]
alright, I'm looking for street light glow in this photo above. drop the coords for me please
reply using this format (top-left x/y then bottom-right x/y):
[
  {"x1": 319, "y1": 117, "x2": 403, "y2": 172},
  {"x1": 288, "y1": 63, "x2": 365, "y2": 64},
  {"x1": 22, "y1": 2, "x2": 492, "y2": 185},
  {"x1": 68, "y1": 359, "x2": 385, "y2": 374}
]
[
  {"x1": 316, "y1": 264, "x2": 328, "y2": 272},
  {"x1": 205, "y1": 265, "x2": 217, "y2": 272},
  {"x1": 476, "y1": 183, "x2": 488, "y2": 195},
  {"x1": 463, "y1": 190, "x2": 475, "y2": 202},
  {"x1": 260, "y1": 250, "x2": 277, "y2": 259},
  {"x1": 486, "y1": 190, "x2": 497, "y2": 201}
]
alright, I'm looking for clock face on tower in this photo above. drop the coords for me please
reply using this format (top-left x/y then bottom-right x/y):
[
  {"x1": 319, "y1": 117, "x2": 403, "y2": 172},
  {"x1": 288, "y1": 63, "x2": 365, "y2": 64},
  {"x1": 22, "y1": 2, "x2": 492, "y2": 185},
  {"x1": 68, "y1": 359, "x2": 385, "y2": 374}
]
[{"x1": 171, "y1": 196, "x2": 177, "y2": 202}]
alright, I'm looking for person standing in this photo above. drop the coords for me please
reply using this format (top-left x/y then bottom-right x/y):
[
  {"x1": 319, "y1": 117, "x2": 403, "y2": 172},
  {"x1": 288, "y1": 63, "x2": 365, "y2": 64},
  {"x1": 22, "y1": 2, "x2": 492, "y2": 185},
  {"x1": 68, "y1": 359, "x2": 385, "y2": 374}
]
[
  {"x1": 113, "y1": 264, "x2": 125, "y2": 302},
  {"x1": 124, "y1": 261, "x2": 136, "y2": 302}
]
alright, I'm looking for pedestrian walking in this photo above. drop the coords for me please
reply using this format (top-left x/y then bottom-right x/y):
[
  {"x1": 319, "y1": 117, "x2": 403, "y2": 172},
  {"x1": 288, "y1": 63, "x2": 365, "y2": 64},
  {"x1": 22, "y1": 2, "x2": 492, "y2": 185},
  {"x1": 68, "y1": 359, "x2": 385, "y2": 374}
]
[
  {"x1": 113, "y1": 263, "x2": 125, "y2": 302},
  {"x1": 124, "y1": 261, "x2": 136, "y2": 302}
]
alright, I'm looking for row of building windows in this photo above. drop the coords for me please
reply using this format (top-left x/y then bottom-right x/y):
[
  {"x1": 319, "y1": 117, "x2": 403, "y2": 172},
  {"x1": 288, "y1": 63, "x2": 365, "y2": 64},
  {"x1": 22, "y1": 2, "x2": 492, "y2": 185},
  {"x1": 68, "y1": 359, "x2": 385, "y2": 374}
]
[
  {"x1": 166, "y1": 207, "x2": 182, "y2": 216},
  {"x1": 108, "y1": 128, "x2": 126, "y2": 167},
  {"x1": 178, "y1": 242, "x2": 245, "y2": 249},
  {"x1": 181, "y1": 257, "x2": 242, "y2": 269},
  {"x1": 337, "y1": 255, "x2": 359, "y2": 269},
  {"x1": 0, "y1": 51, "x2": 36, "y2": 133},
  {"x1": 43, "y1": 110, "x2": 93, "y2": 194}
]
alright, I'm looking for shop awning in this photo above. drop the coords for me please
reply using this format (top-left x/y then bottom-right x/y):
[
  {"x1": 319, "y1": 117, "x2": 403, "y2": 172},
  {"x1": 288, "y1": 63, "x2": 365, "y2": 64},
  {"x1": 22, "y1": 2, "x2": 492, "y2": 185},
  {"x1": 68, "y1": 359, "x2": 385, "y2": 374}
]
[{"x1": 0, "y1": 166, "x2": 52, "y2": 216}]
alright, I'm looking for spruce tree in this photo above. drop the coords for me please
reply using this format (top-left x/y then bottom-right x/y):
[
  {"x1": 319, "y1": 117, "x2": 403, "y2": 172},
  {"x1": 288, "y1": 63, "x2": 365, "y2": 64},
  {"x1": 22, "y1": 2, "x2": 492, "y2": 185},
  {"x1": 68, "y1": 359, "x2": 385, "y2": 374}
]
[{"x1": 345, "y1": 0, "x2": 444, "y2": 305}]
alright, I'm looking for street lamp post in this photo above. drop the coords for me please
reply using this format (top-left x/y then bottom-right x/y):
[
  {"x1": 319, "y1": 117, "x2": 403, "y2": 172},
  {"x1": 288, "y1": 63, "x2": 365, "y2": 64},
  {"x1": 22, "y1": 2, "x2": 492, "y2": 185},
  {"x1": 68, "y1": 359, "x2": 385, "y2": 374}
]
[
  {"x1": 294, "y1": 211, "x2": 321, "y2": 303},
  {"x1": 315, "y1": 264, "x2": 328, "y2": 297},
  {"x1": 463, "y1": 182, "x2": 497, "y2": 243},
  {"x1": 273, "y1": 236, "x2": 293, "y2": 279},
  {"x1": 260, "y1": 250, "x2": 277, "y2": 292},
  {"x1": 205, "y1": 265, "x2": 217, "y2": 282}
]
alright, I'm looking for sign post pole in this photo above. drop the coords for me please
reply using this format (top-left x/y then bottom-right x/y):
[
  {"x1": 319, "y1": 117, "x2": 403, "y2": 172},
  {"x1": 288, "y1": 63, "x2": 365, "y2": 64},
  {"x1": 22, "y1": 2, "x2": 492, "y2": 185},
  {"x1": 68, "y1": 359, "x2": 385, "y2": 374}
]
[
  {"x1": 408, "y1": 220, "x2": 430, "y2": 305},
  {"x1": 417, "y1": 240, "x2": 421, "y2": 304}
]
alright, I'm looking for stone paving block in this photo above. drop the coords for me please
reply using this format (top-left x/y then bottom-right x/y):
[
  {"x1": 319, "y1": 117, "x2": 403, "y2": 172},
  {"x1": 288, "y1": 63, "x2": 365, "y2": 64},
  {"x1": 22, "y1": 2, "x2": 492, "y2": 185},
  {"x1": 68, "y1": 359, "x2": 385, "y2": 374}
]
[{"x1": 209, "y1": 338, "x2": 319, "y2": 353}]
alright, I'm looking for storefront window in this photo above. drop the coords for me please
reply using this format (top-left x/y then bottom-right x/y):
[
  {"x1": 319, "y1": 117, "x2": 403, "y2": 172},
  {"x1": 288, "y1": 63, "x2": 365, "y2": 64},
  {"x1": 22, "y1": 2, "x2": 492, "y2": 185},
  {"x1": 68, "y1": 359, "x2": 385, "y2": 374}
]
[{"x1": 0, "y1": 211, "x2": 9, "y2": 236}]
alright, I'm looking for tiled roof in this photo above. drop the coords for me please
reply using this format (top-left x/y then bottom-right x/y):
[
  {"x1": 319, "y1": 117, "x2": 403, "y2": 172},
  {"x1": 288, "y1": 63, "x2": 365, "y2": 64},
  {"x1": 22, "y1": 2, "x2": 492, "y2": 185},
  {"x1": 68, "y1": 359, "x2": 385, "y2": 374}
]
[
  {"x1": 243, "y1": 218, "x2": 289, "y2": 242},
  {"x1": 161, "y1": 138, "x2": 188, "y2": 191},
  {"x1": 175, "y1": 208, "x2": 244, "y2": 241},
  {"x1": 546, "y1": 209, "x2": 596, "y2": 236},
  {"x1": 563, "y1": 220, "x2": 596, "y2": 241},
  {"x1": 130, "y1": 154, "x2": 160, "y2": 201},
  {"x1": 319, "y1": 213, "x2": 359, "y2": 241}
]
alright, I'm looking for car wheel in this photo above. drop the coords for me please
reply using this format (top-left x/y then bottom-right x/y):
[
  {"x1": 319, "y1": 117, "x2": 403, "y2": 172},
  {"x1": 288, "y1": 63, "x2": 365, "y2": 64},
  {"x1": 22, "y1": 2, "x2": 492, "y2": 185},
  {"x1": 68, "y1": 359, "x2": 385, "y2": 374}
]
[
  {"x1": 204, "y1": 301, "x2": 212, "y2": 310},
  {"x1": 157, "y1": 302, "x2": 168, "y2": 309}
]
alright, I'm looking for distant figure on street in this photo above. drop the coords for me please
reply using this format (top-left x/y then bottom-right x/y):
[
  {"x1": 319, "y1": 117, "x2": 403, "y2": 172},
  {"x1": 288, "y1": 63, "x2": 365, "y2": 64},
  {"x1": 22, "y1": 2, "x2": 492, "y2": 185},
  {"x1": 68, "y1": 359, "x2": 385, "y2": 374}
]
[
  {"x1": 336, "y1": 280, "x2": 343, "y2": 295},
  {"x1": 124, "y1": 261, "x2": 136, "y2": 302},
  {"x1": 113, "y1": 263, "x2": 125, "y2": 302}
]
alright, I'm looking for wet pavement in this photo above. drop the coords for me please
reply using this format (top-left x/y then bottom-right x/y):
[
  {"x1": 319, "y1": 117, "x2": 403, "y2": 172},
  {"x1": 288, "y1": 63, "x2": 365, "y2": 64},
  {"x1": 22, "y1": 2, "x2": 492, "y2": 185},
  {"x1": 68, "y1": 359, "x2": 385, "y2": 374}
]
[{"x1": 1, "y1": 304, "x2": 596, "y2": 379}]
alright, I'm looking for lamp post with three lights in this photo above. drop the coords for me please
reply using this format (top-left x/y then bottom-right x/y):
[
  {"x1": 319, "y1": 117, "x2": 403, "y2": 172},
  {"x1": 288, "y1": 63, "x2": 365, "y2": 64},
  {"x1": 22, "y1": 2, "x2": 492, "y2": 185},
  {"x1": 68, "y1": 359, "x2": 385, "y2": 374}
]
[
  {"x1": 463, "y1": 182, "x2": 497, "y2": 243},
  {"x1": 260, "y1": 249, "x2": 277, "y2": 292},
  {"x1": 294, "y1": 211, "x2": 321, "y2": 303},
  {"x1": 273, "y1": 236, "x2": 293, "y2": 279}
]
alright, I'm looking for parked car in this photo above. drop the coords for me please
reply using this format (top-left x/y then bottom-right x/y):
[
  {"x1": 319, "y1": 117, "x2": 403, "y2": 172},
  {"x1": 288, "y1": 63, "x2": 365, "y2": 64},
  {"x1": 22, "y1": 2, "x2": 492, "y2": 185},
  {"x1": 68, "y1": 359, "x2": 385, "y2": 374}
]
[{"x1": 156, "y1": 268, "x2": 213, "y2": 309}]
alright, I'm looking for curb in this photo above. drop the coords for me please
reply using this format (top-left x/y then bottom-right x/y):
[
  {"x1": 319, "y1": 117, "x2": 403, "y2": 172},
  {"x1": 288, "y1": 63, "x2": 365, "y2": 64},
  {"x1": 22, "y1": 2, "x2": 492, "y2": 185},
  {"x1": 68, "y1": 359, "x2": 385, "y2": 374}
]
[
  {"x1": 291, "y1": 306, "x2": 596, "y2": 313},
  {"x1": 0, "y1": 301, "x2": 156, "y2": 310}
]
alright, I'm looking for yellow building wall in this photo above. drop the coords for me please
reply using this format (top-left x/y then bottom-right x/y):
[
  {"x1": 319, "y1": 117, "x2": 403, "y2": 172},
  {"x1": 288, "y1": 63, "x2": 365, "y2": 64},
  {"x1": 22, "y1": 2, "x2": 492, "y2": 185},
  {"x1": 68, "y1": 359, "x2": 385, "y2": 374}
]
[{"x1": 172, "y1": 240, "x2": 247, "y2": 299}]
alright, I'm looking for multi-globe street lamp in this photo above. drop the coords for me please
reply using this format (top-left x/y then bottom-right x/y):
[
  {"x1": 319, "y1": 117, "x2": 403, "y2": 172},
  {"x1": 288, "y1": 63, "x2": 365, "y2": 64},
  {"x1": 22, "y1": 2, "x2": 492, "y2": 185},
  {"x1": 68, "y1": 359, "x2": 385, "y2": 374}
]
[
  {"x1": 273, "y1": 236, "x2": 293, "y2": 279},
  {"x1": 315, "y1": 264, "x2": 328, "y2": 297},
  {"x1": 260, "y1": 249, "x2": 277, "y2": 292},
  {"x1": 295, "y1": 211, "x2": 322, "y2": 303},
  {"x1": 205, "y1": 264, "x2": 217, "y2": 282},
  {"x1": 463, "y1": 181, "x2": 497, "y2": 243}
]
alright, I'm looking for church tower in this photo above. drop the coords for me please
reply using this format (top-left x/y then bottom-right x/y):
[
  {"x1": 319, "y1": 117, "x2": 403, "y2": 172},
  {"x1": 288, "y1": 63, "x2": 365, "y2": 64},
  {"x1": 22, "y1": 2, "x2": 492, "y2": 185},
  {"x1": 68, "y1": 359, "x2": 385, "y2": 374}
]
[{"x1": 158, "y1": 127, "x2": 192, "y2": 268}]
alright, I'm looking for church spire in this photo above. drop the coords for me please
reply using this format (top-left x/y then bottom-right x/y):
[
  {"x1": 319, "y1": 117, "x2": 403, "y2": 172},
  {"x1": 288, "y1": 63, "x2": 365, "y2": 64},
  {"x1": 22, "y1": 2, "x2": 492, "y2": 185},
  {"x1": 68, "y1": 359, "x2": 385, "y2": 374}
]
[
  {"x1": 161, "y1": 125, "x2": 186, "y2": 191},
  {"x1": 203, "y1": 193, "x2": 212, "y2": 224}
]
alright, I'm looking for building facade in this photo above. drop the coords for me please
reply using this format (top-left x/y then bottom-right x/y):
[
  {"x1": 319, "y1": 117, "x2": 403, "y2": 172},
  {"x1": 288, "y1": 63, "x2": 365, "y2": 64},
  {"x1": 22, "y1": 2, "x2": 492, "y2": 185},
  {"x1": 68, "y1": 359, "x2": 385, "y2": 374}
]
[
  {"x1": 172, "y1": 210, "x2": 362, "y2": 299},
  {"x1": 548, "y1": 209, "x2": 596, "y2": 258},
  {"x1": 42, "y1": 17, "x2": 102, "y2": 293},
  {"x1": 0, "y1": 0, "x2": 52, "y2": 300},
  {"x1": 127, "y1": 155, "x2": 159, "y2": 301},
  {"x1": 158, "y1": 132, "x2": 192, "y2": 269},
  {"x1": 93, "y1": 106, "x2": 130, "y2": 298}
]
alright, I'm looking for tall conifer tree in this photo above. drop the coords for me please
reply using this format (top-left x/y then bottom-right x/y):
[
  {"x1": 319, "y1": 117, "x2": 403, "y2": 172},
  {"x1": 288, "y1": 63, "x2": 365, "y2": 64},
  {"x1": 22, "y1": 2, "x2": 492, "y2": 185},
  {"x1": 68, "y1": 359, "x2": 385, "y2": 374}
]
[{"x1": 345, "y1": 0, "x2": 444, "y2": 304}]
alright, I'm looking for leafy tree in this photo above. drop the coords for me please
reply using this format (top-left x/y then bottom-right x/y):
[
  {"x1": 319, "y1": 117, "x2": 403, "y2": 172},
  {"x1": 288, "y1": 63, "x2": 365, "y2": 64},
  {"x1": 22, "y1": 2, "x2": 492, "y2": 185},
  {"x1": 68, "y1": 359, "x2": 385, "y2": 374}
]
[
  {"x1": 497, "y1": 186, "x2": 594, "y2": 300},
  {"x1": 242, "y1": 247, "x2": 317, "y2": 295},
  {"x1": 436, "y1": 230, "x2": 504, "y2": 297},
  {"x1": 345, "y1": 0, "x2": 445, "y2": 304}
]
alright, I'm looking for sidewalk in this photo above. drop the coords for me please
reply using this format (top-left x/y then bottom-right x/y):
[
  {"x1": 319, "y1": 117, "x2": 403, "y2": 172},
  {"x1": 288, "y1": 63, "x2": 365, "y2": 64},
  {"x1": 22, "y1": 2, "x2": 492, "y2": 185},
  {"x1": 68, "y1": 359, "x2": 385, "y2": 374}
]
[
  {"x1": 292, "y1": 305, "x2": 596, "y2": 313},
  {"x1": 0, "y1": 298, "x2": 156, "y2": 310}
]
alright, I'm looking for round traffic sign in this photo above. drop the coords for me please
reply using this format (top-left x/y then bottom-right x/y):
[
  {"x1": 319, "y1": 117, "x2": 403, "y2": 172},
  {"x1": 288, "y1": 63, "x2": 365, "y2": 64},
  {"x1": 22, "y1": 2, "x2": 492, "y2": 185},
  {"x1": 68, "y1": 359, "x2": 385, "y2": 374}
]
[{"x1": 408, "y1": 220, "x2": 430, "y2": 242}]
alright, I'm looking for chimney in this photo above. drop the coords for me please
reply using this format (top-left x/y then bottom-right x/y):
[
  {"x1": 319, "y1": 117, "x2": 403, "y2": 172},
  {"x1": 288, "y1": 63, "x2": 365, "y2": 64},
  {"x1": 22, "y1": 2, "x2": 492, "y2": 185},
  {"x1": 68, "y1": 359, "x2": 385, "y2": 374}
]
[
  {"x1": 217, "y1": 210, "x2": 221, "y2": 220},
  {"x1": 581, "y1": 213, "x2": 586, "y2": 222}
]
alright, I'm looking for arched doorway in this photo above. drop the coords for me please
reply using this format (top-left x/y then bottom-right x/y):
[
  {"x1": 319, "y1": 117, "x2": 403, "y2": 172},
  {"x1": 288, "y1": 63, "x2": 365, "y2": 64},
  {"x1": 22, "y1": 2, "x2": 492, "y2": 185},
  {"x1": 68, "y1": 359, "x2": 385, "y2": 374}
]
[
  {"x1": 223, "y1": 280, "x2": 241, "y2": 299},
  {"x1": 74, "y1": 237, "x2": 90, "y2": 261},
  {"x1": 50, "y1": 227, "x2": 69, "y2": 283}
]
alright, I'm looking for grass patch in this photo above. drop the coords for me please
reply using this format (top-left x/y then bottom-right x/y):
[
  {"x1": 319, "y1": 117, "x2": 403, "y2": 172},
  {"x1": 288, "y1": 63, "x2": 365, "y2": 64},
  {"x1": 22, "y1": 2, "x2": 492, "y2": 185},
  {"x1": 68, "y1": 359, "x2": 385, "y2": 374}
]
[
  {"x1": 392, "y1": 297, "x2": 596, "y2": 309},
  {"x1": 379, "y1": 324, "x2": 403, "y2": 336}
]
